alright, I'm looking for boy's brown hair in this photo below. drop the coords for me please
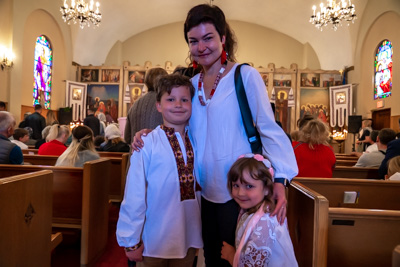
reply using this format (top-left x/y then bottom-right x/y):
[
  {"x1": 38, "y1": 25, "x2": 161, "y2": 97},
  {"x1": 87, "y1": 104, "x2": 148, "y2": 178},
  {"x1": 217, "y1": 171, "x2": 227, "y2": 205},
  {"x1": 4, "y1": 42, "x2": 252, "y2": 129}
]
[
  {"x1": 156, "y1": 74, "x2": 195, "y2": 101},
  {"x1": 13, "y1": 128, "x2": 29, "y2": 141}
]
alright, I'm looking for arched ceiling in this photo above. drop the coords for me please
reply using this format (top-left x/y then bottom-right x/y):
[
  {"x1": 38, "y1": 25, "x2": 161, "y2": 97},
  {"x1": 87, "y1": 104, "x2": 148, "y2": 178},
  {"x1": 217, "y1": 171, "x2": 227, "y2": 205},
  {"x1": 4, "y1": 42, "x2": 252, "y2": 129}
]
[{"x1": 68, "y1": 0, "x2": 367, "y2": 69}]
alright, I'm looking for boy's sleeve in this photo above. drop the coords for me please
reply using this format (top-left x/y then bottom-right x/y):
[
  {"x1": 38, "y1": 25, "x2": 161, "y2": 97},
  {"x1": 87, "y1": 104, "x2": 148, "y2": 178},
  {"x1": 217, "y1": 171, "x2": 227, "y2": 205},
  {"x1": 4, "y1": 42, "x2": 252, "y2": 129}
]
[{"x1": 116, "y1": 140, "x2": 149, "y2": 247}]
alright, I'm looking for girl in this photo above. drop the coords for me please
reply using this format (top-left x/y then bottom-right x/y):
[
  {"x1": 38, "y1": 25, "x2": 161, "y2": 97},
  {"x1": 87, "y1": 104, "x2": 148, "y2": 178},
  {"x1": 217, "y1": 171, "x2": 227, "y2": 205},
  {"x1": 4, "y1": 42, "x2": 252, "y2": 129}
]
[
  {"x1": 56, "y1": 125, "x2": 100, "y2": 167},
  {"x1": 221, "y1": 154, "x2": 298, "y2": 267},
  {"x1": 386, "y1": 156, "x2": 400, "y2": 180}
]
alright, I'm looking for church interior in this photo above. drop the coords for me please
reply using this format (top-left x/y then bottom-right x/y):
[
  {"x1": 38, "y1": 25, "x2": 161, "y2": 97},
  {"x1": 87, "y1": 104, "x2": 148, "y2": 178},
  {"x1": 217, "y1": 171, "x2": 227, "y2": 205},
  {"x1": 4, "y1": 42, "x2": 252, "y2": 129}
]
[{"x1": 1, "y1": 0, "x2": 400, "y2": 266}]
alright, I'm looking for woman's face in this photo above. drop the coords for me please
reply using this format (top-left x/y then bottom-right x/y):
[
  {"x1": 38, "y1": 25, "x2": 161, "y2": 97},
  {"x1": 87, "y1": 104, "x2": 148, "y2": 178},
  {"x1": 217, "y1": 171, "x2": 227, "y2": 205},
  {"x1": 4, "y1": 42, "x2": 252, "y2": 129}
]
[{"x1": 187, "y1": 22, "x2": 225, "y2": 69}]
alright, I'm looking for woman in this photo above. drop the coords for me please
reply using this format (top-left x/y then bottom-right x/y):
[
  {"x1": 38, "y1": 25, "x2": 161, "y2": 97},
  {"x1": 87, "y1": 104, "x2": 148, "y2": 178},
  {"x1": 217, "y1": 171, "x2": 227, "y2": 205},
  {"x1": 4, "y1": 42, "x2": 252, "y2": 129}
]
[
  {"x1": 56, "y1": 125, "x2": 100, "y2": 167},
  {"x1": 38, "y1": 124, "x2": 70, "y2": 156},
  {"x1": 292, "y1": 119, "x2": 336, "y2": 177},
  {"x1": 99, "y1": 124, "x2": 129, "y2": 152},
  {"x1": 357, "y1": 119, "x2": 373, "y2": 152},
  {"x1": 46, "y1": 110, "x2": 59, "y2": 126},
  {"x1": 135, "y1": 4, "x2": 298, "y2": 266},
  {"x1": 97, "y1": 112, "x2": 107, "y2": 136}
]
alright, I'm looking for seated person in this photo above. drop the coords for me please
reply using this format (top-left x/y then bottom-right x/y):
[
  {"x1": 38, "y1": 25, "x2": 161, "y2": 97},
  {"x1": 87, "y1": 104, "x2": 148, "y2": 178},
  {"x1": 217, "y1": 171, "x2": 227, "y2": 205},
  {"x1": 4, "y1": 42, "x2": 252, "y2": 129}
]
[
  {"x1": 38, "y1": 124, "x2": 70, "y2": 156},
  {"x1": 94, "y1": 135, "x2": 105, "y2": 151},
  {"x1": 292, "y1": 118, "x2": 336, "y2": 177},
  {"x1": 0, "y1": 111, "x2": 23, "y2": 164},
  {"x1": 35, "y1": 125, "x2": 51, "y2": 149},
  {"x1": 99, "y1": 124, "x2": 130, "y2": 152},
  {"x1": 11, "y1": 128, "x2": 29, "y2": 150},
  {"x1": 386, "y1": 156, "x2": 400, "y2": 180},
  {"x1": 355, "y1": 128, "x2": 396, "y2": 167},
  {"x1": 351, "y1": 130, "x2": 379, "y2": 157},
  {"x1": 356, "y1": 119, "x2": 372, "y2": 152},
  {"x1": 56, "y1": 125, "x2": 100, "y2": 167},
  {"x1": 379, "y1": 138, "x2": 400, "y2": 179}
]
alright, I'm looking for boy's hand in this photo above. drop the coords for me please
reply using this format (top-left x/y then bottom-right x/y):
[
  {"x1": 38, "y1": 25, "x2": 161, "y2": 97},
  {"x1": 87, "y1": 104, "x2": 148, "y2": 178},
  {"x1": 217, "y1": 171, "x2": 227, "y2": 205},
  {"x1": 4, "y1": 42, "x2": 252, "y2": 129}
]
[
  {"x1": 132, "y1": 129, "x2": 152, "y2": 152},
  {"x1": 271, "y1": 183, "x2": 287, "y2": 225},
  {"x1": 221, "y1": 241, "x2": 235, "y2": 266},
  {"x1": 125, "y1": 243, "x2": 144, "y2": 262}
]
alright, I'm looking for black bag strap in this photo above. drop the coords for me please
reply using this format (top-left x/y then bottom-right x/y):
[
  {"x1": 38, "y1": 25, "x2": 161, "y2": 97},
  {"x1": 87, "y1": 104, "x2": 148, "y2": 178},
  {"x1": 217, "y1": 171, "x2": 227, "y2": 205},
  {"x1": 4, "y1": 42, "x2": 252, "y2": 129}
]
[{"x1": 234, "y1": 63, "x2": 262, "y2": 154}]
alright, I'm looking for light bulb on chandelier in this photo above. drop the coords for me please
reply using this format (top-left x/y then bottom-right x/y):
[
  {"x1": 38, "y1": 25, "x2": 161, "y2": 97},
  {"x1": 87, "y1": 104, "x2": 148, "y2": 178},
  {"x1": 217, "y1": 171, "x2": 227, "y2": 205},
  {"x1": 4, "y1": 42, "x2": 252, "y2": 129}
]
[
  {"x1": 60, "y1": 0, "x2": 102, "y2": 29},
  {"x1": 310, "y1": 0, "x2": 357, "y2": 31}
]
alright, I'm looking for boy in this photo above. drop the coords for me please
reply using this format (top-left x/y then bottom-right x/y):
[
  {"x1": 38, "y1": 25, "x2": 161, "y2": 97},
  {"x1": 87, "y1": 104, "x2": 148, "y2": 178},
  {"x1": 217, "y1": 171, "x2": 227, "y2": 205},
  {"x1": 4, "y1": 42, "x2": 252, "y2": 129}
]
[
  {"x1": 11, "y1": 128, "x2": 30, "y2": 149},
  {"x1": 116, "y1": 74, "x2": 202, "y2": 267}
]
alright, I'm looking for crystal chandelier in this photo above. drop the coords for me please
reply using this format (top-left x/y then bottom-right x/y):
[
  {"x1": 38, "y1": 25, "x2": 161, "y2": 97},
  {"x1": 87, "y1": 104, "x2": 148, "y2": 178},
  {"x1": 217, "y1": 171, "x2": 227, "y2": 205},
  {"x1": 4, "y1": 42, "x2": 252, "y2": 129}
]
[
  {"x1": 310, "y1": 0, "x2": 356, "y2": 31},
  {"x1": 60, "y1": 0, "x2": 102, "y2": 29}
]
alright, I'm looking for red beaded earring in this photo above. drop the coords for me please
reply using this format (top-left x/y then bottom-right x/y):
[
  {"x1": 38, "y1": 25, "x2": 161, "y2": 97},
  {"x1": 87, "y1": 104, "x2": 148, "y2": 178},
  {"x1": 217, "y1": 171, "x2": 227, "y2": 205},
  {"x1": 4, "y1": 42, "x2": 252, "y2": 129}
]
[
  {"x1": 192, "y1": 60, "x2": 198, "y2": 69},
  {"x1": 221, "y1": 44, "x2": 227, "y2": 64}
]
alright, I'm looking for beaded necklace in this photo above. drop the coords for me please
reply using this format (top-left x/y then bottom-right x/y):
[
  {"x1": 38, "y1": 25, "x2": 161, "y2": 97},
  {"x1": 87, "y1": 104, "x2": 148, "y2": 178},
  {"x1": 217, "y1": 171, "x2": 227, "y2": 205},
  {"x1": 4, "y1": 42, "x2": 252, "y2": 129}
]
[{"x1": 197, "y1": 60, "x2": 227, "y2": 106}]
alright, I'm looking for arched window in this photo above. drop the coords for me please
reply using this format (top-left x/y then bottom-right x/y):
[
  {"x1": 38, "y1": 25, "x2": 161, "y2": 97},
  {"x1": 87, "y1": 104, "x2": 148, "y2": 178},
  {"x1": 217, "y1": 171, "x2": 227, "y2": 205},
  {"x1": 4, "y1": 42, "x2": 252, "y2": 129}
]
[
  {"x1": 33, "y1": 35, "x2": 53, "y2": 109},
  {"x1": 374, "y1": 40, "x2": 392, "y2": 99}
]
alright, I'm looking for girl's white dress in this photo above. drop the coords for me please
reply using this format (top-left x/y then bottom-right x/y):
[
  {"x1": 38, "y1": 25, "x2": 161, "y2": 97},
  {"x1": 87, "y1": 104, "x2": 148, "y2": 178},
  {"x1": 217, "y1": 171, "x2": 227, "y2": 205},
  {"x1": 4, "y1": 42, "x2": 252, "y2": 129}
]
[{"x1": 235, "y1": 211, "x2": 298, "y2": 267}]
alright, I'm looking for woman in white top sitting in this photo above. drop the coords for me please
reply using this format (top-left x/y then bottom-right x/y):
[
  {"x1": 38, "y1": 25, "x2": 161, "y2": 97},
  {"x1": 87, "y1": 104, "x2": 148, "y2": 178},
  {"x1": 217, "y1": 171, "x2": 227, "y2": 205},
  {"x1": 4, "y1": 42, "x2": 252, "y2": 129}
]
[{"x1": 56, "y1": 125, "x2": 100, "y2": 167}]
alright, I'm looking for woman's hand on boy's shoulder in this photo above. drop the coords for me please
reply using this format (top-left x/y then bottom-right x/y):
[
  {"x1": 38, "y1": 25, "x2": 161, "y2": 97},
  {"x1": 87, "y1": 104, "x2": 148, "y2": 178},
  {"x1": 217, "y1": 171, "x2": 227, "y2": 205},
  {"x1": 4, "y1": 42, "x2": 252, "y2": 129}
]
[
  {"x1": 271, "y1": 183, "x2": 287, "y2": 225},
  {"x1": 221, "y1": 241, "x2": 235, "y2": 266},
  {"x1": 132, "y1": 129, "x2": 152, "y2": 152}
]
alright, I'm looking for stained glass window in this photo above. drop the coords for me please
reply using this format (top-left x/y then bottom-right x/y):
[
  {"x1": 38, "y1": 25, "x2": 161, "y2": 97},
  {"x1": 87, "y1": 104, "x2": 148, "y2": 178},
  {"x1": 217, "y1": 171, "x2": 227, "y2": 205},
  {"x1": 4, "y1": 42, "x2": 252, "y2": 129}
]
[
  {"x1": 374, "y1": 40, "x2": 392, "y2": 99},
  {"x1": 33, "y1": 35, "x2": 53, "y2": 108}
]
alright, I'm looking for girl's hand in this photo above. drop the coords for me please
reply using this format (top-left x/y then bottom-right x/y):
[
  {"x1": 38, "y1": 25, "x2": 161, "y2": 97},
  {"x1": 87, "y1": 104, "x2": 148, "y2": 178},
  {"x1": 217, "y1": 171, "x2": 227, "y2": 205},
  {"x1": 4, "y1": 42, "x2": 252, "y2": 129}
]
[
  {"x1": 131, "y1": 129, "x2": 152, "y2": 152},
  {"x1": 271, "y1": 183, "x2": 287, "y2": 225},
  {"x1": 125, "y1": 243, "x2": 144, "y2": 262},
  {"x1": 221, "y1": 241, "x2": 235, "y2": 266}
]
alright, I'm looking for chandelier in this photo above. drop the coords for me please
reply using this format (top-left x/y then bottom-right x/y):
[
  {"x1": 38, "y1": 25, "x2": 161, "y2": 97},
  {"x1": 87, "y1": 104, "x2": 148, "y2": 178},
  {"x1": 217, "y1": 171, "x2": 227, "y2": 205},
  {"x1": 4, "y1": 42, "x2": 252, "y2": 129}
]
[
  {"x1": 60, "y1": 0, "x2": 102, "y2": 29},
  {"x1": 310, "y1": 0, "x2": 356, "y2": 31}
]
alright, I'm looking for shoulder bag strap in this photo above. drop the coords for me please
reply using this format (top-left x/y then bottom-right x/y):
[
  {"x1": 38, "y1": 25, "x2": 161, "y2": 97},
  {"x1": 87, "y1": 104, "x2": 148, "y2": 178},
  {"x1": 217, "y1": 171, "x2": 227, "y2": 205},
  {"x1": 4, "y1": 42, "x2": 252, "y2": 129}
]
[{"x1": 234, "y1": 63, "x2": 262, "y2": 154}]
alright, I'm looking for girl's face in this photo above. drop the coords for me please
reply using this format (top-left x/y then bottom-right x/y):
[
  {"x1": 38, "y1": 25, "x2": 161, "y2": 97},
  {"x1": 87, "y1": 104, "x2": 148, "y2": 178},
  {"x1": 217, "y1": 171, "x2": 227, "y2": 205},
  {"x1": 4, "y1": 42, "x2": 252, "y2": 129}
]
[
  {"x1": 231, "y1": 169, "x2": 267, "y2": 210},
  {"x1": 187, "y1": 22, "x2": 225, "y2": 69}
]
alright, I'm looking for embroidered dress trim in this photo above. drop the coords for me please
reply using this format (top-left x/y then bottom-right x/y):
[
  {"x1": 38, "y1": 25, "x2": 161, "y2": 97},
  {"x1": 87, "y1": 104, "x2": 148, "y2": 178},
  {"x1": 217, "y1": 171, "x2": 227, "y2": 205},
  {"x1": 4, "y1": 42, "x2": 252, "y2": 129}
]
[{"x1": 161, "y1": 125, "x2": 196, "y2": 201}]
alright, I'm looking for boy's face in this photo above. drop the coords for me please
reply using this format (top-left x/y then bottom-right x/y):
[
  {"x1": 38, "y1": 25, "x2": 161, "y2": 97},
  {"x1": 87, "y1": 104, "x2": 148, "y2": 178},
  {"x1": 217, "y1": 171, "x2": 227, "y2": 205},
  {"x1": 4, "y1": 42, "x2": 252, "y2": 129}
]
[
  {"x1": 20, "y1": 134, "x2": 30, "y2": 143},
  {"x1": 156, "y1": 86, "x2": 192, "y2": 129}
]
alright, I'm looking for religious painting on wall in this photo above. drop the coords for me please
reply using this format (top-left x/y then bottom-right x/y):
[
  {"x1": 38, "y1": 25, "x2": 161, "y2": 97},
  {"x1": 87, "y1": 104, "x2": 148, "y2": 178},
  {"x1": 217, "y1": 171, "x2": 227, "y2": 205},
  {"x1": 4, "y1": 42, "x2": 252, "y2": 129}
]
[
  {"x1": 374, "y1": 39, "x2": 392, "y2": 99},
  {"x1": 128, "y1": 70, "x2": 145, "y2": 83},
  {"x1": 300, "y1": 88, "x2": 329, "y2": 123},
  {"x1": 33, "y1": 35, "x2": 53, "y2": 109},
  {"x1": 101, "y1": 69, "x2": 120, "y2": 83},
  {"x1": 273, "y1": 74, "x2": 291, "y2": 87},
  {"x1": 300, "y1": 73, "x2": 320, "y2": 87},
  {"x1": 321, "y1": 73, "x2": 342, "y2": 87},
  {"x1": 87, "y1": 84, "x2": 119, "y2": 122},
  {"x1": 260, "y1": 73, "x2": 269, "y2": 91},
  {"x1": 81, "y1": 69, "x2": 99, "y2": 82},
  {"x1": 124, "y1": 83, "x2": 146, "y2": 111}
]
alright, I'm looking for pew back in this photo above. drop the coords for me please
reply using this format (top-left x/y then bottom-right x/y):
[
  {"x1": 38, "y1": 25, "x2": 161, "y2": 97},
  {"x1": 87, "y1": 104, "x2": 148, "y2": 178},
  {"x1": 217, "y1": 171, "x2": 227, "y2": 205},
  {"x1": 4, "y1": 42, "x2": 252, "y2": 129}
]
[
  {"x1": 0, "y1": 159, "x2": 110, "y2": 266},
  {"x1": 0, "y1": 170, "x2": 53, "y2": 267},
  {"x1": 288, "y1": 182, "x2": 329, "y2": 267},
  {"x1": 294, "y1": 177, "x2": 400, "y2": 210},
  {"x1": 332, "y1": 166, "x2": 379, "y2": 179}
]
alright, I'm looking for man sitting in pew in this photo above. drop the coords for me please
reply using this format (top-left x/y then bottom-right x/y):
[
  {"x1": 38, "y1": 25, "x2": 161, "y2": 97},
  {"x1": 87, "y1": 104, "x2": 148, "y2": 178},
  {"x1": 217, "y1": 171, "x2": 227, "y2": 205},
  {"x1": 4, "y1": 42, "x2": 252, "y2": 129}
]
[
  {"x1": 355, "y1": 128, "x2": 396, "y2": 167},
  {"x1": 0, "y1": 111, "x2": 23, "y2": 164}
]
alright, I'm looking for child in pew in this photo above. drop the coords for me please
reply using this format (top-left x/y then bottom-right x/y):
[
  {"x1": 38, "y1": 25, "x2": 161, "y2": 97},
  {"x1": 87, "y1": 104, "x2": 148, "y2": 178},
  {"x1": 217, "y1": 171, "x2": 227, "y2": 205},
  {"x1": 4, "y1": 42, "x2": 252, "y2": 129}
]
[
  {"x1": 116, "y1": 74, "x2": 202, "y2": 267},
  {"x1": 55, "y1": 125, "x2": 100, "y2": 167},
  {"x1": 221, "y1": 154, "x2": 298, "y2": 267},
  {"x1": 386, "y1": 156, "x2": 400, "y2": 180},
  {"x1": 11, "y1": 128, "x2": 29, "y2": 150}
]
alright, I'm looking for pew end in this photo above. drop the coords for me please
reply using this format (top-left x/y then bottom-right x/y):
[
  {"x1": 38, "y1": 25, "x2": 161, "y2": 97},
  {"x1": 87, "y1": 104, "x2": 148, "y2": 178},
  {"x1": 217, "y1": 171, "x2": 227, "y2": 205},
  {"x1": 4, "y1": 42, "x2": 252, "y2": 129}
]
[
  {"x1": 393, "y1": 245, "x2": 400, "y2": 267},
  {"x1": 0, "y1": 170, "x2": 53, "y2": 267},
  {"x1": 288, "y1": 181, "x2": 329, "y2": 267}
]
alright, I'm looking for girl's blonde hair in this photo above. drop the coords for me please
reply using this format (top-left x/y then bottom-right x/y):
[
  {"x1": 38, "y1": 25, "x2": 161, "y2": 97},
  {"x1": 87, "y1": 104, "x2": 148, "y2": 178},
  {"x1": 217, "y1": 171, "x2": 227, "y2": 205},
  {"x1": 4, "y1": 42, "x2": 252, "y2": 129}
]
[
  {"x1": 57, "y1": 126, "x2": 96, "y2": 166},
  {"x1": 298, "y1": 118, "x2": 330, "y2": 149},
  {"x1": 387, "y1": 156, "x2": 400, "y2": 178},
  {"x1": 227, "y1": 157, "x2": 275, "y2": 214},
  {"x1": 46, "y1": 124, "x2": 70, "y2": 142}
]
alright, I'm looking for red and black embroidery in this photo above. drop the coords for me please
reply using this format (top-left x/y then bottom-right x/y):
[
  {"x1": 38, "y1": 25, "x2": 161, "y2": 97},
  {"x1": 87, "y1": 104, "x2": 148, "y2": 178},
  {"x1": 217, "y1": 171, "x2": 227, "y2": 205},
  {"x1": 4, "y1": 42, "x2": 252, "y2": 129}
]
[{"x1": 161, "y1": 125, "x2": 197, "y2": 201}]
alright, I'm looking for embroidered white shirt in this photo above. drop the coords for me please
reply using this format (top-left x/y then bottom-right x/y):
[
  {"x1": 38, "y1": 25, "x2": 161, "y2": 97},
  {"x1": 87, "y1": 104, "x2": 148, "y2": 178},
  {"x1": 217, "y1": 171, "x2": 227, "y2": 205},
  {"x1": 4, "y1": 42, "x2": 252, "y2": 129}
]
[{"x1": 116, "y1": 126, "x2": 203, "y2": 258}]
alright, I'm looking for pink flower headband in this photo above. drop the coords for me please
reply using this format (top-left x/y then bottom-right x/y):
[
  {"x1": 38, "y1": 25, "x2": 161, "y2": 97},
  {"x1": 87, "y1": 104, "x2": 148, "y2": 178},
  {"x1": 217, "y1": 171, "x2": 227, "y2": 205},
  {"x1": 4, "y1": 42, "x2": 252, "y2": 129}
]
[{"x1": 238, "y1": 153, "x2": 274, "y2": 178}]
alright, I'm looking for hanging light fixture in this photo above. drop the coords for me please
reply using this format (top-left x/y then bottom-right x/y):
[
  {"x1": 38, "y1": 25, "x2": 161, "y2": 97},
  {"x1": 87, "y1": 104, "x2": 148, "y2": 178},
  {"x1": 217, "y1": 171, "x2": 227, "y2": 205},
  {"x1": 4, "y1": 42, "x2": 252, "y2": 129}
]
[
  {"x1": 310, "y1": 0, "x2": 356, "y2": 31},
  {"x1": 60, "y1": 0, "x2": 102, "y2": 29}
]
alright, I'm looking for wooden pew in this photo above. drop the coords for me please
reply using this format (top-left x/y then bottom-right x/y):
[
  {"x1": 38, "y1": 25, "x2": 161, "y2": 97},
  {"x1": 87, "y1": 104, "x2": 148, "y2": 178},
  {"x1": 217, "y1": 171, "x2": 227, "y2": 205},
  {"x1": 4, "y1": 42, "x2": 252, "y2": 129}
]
[
  {"x1": 287, "y1": 182, "x2": 329, "y2": 267},
  {"x1": 0, "y1": 170, "x2": 53, "y2": 267},
  {"x1": 23, "y1": 153, "x2": 129, "y2": 202},
  {"x1": 332, "y1": 166, "x2": 379, "y2": 179},
  {"x1": 335, "y1": 159, "x2": 358, "y2": 166},
  {"x1": 294, "y1": 177, "x2": 400, "y2": 267},
  {"x1": 0, "y1": 159, "x2": 111, "y2": 266},
  {"x1": 22, "y1": 148, "x2": 127, "y2": 158}
]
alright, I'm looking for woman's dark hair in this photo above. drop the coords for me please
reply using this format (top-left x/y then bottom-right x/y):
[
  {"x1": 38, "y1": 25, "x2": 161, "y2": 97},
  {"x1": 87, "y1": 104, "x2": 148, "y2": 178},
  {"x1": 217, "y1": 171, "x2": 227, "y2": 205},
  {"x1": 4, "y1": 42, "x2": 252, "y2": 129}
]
[{"x1": 184, "y1": 4, "x2": 237, "y2": 62}]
